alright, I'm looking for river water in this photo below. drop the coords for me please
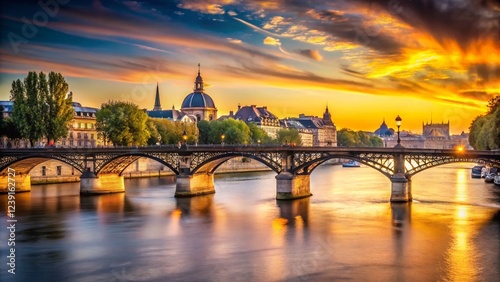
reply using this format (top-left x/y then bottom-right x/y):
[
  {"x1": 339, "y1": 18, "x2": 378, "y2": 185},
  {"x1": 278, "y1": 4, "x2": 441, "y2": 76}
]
[{"x1": 1, "y1": 163, "x2": 499, "y2": 281}]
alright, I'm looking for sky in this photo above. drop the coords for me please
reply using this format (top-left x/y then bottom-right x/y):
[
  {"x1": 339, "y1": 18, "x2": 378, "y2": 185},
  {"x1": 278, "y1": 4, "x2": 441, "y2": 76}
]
[{"x1": 1, "y1": 0, "x2": 499, "y2": 134}]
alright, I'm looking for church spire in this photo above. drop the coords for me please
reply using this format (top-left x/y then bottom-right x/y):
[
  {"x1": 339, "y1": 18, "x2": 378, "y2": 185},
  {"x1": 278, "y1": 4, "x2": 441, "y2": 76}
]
[
  {"x1": 194, "y1": 63, "x2": 204, "y2": 92},
  {"x1": 153, "y1": 82, "x2": 162, "y2": 111}
]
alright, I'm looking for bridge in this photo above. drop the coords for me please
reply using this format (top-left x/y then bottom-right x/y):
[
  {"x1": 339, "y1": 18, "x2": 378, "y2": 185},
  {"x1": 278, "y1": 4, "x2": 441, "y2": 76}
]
[{"x1": 1, "y1": 146, "x2": 499, "y2": 202}]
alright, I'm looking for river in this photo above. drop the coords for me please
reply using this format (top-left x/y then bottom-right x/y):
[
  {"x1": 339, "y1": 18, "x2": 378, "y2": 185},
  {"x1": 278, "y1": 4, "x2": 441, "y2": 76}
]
[{"x1": 1, "y1": 163, "x2": 499, "y2": 281}]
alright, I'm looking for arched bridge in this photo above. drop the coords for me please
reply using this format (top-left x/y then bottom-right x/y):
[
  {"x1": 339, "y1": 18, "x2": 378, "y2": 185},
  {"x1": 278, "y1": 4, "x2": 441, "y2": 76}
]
[{"x1": 1, "y1": 146, "x2": 499, "y2": 202}]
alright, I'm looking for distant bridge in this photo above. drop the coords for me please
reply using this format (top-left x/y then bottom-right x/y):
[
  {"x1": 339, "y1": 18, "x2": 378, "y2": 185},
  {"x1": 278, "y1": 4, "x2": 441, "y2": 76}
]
[{"x1": 1, "y1": 146, "x2": 499, "y2": 202}]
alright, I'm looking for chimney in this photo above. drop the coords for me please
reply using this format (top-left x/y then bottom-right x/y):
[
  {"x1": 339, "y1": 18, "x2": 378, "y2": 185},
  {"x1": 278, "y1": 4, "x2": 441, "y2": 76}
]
[
  {"x1": 238, "y1": 103, "x2": 241, "y2": 110},
  {"x1": 229, "y1": 110, "x2": 234, "y2": 118}
]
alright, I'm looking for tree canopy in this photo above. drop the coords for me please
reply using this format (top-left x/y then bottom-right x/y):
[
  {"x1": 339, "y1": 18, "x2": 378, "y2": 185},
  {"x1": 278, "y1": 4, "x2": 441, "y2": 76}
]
[
  {"x1": 337, "y1": 128, "x2": 383, "y2": 147},
  {"x1": 9, "y1": 71, "x2": 74, "y2": 147},
  {"x1": 96, "y1": 101, "x2": 150, "y2": 146},
  {"x1": 276, "y1": 128, "x2": 302, "y2": 146},
  {"x1": 469, "y1": 95, "x2": 500, "y2": 150},
  {"x1": 147, "y1": 118, "x2": 198, "y2": 145}
]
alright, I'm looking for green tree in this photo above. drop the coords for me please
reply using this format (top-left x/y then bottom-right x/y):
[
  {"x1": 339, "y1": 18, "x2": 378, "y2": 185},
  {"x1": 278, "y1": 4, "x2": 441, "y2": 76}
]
[
  {"x1": 10, "y1": 72, "x2": 46, "y2": 147},
  {"x1": 337, "y1": 129, "x2": 357, "y2": 146},
  {"x1": 3, "y1": 118, "x2": 22, "y2": 140},
  {"x1": 207, "y1": 119, "x2": 251, "y2": 144},
  {"x1": 276, "y1": 128, "x2": 302, "y2": 146},
  {"x1": 44, "y1": 72, "x2": 74, "y2": 144},
  {"x1": 148, "y1": 118, "x2": 198, "y2": 145},
  {"x1": 248, "y1": 123, "x2": 272, "y2": 144},
  {"x1": 469, "y1": 95, "x2": 500, "y2": 150},
  {"x1": 197, "y1": 120, "x2": 211, "y2": 144},
  {"x1": 96, "y1": 101, "x2": 150, "y2": 146},
  {"x1": 337, "y1": 128, "x2": 382, "y2": 147}
]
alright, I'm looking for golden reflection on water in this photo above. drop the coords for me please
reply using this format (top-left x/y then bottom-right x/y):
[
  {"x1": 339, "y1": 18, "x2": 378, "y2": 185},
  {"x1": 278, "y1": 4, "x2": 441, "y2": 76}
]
[{"x1": 445, "y1": 168, "x2": 482, "y2": 281}]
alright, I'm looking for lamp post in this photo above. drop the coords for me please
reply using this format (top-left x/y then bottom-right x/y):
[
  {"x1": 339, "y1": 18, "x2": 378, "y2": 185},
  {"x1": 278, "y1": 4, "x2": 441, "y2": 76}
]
[
  {"x1": 221, "y1": 132, "x2": 225, "y2": 146},
  {"x1": 157, "y1": 135, "x2": 161, "y2": 146},
  {"x1": 182, "y1": 130, "x2": 188, "y2": 149},
  {"x1": 395, "y1": 115, "x2": 402, "y2": 147},
  {"x1": 257, "y1": 139, "x2": 261, "y2": 146}
]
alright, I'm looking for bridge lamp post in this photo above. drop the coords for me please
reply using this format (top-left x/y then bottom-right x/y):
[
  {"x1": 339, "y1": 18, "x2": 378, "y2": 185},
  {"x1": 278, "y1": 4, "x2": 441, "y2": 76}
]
[
  {"x1": 258, "y1": 139, "x2": 261, "y2": 146},
  {"x1": 395, "y1": 115, "x2": 402, "y2": 148},
  {"x1": 157, "y1": 135, "x2": 161, "y2": 146},
  {"x1": 182, "y1": 130, "x2": 188, "y2": 148},
  {"x1": 221, "y1": 133, "x2": 225, "y2": 146}
]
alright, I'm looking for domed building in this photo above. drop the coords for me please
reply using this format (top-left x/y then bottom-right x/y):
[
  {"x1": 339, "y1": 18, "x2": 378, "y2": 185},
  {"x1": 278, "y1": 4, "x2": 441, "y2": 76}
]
[
  {"x1": 180, "y1": 64, "x2": 217, "y2": 121},
  {"x1": 374, "y1": 119, "x2": 394, "y2": 137}
]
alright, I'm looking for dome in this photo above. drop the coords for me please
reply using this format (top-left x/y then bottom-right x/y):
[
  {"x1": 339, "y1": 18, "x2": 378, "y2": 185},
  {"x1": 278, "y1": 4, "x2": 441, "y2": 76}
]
[{"x1": 181, "y1": 92, "x2": 216, "y2": 109}]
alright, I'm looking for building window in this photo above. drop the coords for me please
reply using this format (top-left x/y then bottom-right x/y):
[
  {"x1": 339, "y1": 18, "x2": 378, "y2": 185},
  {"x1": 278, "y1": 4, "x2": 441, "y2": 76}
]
[
  {"x1": 56, "y1": 166, "x2": 62, "y2": 176},
  {"x1": 77, "y1": 133, "x2": 81, "y2": 139},
  {"x1": 80, "y1": 122, "x2": 84, "y2": 128},
  {"x1": 70, "y1": 140, "x2": 74, "y2": 146},
  {"x1": 91, "y1": 134, "x2": 94, "y2": 140},
  {"x1": 70, "y1": 132, "x2": 74, "y2": 138},
  {"x1": 42, "y1": 166, "x2": 46, "y2": 176},
  {"x1": 84, "y1": 133, "x2": 88, "y2": 139}
]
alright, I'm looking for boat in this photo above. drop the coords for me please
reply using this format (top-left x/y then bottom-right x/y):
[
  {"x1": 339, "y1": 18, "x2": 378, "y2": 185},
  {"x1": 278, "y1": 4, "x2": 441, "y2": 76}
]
[
  {"x1": 471, "y1": 165, "x2": 484, "y2": 178},
  {"x1": 485, "y1": 168, "x2": 498, "y2": 183},
  {"x1": 342, "y1": 161, "x2": 360, "y2": 167},
  {"x1": 494, "y1": 175, "x2": 500, "y2": 186}
]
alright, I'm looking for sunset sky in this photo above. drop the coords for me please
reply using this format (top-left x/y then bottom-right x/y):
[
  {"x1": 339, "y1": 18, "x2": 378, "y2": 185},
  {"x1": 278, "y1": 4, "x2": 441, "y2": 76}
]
[{"x1": 1, "y1": 0, "x2": 499, "y2": 133}]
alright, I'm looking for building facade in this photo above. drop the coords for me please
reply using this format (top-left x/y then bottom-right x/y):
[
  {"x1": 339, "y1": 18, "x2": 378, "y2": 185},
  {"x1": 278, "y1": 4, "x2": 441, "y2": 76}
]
[
  {"x1": 288, "y1": 106, "x2": 337, "y2": 146},
  {"x1": 232, "y1": 104, "x2": 282, "y2": 138}
]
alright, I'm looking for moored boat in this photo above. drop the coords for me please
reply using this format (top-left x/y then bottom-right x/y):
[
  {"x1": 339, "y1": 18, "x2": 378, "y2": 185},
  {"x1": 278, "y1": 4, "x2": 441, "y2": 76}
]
[
  {"x1": 471, "y1": 165, "x2": 484, "y2": 178},
  {"x1": 342, "y1": 161, "x2": 360, "y2": 167},
  {"x1": 494, "y1": 175, "x2": 500, "y2": 186}
]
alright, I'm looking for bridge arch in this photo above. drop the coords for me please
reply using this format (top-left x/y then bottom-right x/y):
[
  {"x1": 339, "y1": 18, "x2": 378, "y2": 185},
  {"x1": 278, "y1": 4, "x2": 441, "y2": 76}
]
[
  {"x1": 96, "y1": 153, "x2": 179, "y2": 175},
  {"x1": 404, "y1": 157, "x2": 498, "y2": 177},
  {"x1": 291, "y1": 154, "x2": 394, "y2": 179},
  {"x1": 0, "y1": 154, "x2": 85, "y2": 176},
  {"x1": 191, "y1": 153, "x2": 281, "y2": 174}
]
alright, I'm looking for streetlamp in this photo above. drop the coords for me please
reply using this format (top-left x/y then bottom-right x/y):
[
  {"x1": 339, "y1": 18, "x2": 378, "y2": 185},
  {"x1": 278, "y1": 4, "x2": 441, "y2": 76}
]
[
  {"x1": 157, "y1": 135, "x2": 161, "y2": 146},
  {"x1": 395, "y1": 115, "x2": 402, "y2": 147},
  {"x1": 221, "y1": 132, "x2": 225, "y2": 146},
  {"x1": 257, "y1": 139, "x2": 261, "y2": 146},
  {"x1": 182, "y1": 130, "x2": 188, "y2": 143}
]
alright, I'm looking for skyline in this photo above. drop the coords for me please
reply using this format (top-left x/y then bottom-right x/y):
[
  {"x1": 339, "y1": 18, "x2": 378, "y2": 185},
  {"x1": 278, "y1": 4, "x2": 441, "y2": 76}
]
[{"x1": 1, "y1": 0, "x2": 499, "y2": 134}]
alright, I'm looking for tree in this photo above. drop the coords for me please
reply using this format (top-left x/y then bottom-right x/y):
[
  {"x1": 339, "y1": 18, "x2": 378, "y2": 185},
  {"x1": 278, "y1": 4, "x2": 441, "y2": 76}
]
[
  {"x1": 469, "y1": 95, "x2": 500, "y2": 150},
  {"x1": 10, "y1": 72, "x2": 46, "y2": 147},
  {"x1": 96, "y1": 101, "x2": 150, "y2": 146},
  {"x1": 9, "y1": 71, "x2": 74, "y2": 147},
  {"x1": 487, "y1": 95, "x2": 500, "y2": 115},
  {"x1": 248, "y1": 123, "x2": 272, "y2": 144},
  {"x1": 197, "y1": 120, "x2": 211, "y2": 144},
  {"x1": 147, "y1": 118, "x2": 198, "y2": 145},
  {"x1": 276, "y1": 128, "x2": 302, "y2": 146},
  {"x1": 208, "y1": 119, "x2": 252, "y2": 144},
  {"x1": 44, "y1": 72, "x2": 74, "y2": 144},
  {"x1": 337, "y1": 128, "x2": 383, "y2": 147}
]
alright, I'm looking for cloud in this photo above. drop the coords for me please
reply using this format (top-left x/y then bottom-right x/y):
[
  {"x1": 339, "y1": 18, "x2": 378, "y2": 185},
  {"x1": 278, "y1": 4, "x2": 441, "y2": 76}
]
[
  {"x1": 177, "y1": 0, "x2": 235, "y2": 15},
  {"x1": 297, "y1": 49, "x2": 323, "y2": 61},
  {"x1": 227, "y1": 38, "x2": 242, "y2": 44},
  {"x1": 263, "y1": 36, "x2": 281, "y2": 45}
]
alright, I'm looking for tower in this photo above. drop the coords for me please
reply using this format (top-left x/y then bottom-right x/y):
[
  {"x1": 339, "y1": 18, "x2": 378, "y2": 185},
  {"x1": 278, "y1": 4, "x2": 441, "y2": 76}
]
[{"x1": 153, "y1": 82, "x2": 162, "y2": 111}]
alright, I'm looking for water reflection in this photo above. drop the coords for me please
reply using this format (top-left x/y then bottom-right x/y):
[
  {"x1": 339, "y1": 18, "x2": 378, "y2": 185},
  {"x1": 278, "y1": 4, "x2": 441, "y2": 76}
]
[
  {"x1": 1, "y1": 163, "x2": 499, "y2": 281},
  {"x1": 174, "y1": 194, "x2": 214, "y2": 218},
  {"x1": 277, "y1": 197, "x2": 310, "y2": 228}
]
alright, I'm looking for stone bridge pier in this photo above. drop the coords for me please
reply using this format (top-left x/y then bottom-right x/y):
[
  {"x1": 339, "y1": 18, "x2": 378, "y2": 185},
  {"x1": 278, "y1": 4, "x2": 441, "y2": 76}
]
[
  {"x1": 0, "y1": 172, "x2": 31, "y2": 193},
  {"x1": 80, "y1": 168, "x2": 125, "y2": 194},
  {"x1": 174, "y1": 154, "x2": 215, "y2": 197},
  {"x1": 390, "y1": 153, "x2": 412, "y2": 202},
  {"x1": 276, "y1": 151, "x2": 312, "y2": 200}
]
